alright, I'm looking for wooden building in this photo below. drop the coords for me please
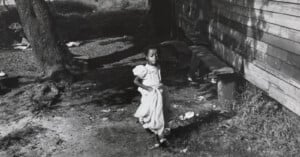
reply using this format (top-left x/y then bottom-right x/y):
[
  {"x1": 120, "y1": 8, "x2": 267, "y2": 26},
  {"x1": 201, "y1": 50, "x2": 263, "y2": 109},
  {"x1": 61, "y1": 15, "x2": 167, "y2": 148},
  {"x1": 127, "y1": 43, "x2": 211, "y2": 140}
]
[{"x1": 175, "y1": 0, "x2": 300, "y2": 115}]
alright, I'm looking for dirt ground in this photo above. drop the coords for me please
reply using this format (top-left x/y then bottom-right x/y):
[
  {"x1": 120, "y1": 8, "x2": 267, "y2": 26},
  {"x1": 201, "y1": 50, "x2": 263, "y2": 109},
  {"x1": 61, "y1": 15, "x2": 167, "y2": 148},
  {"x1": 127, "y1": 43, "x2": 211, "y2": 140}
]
[
  {"x1": 0, "y1": 37, "x2": 241, "y2": 157},
  {"x1": 1, "y1": 2, "x2": 300, "y2": 156},
  {"x1": 2, "y1": 34, "x2": 300, "y2": 157}
]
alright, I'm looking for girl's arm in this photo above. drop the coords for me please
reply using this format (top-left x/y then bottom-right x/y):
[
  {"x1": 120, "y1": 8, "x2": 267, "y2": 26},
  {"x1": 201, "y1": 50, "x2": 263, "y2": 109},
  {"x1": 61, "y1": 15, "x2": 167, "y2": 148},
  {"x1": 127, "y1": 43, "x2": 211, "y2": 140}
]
[{"x1": 134, "y1": 76, "x2": 153, "y2": 92}]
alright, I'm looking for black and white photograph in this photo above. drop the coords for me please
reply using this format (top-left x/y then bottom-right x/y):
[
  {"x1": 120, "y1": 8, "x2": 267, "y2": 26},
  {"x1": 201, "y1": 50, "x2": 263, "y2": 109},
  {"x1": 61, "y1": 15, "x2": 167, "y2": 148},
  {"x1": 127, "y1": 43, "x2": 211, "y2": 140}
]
[{"x1": 0, "y1": 0, "x2": 300, "y2": 156}]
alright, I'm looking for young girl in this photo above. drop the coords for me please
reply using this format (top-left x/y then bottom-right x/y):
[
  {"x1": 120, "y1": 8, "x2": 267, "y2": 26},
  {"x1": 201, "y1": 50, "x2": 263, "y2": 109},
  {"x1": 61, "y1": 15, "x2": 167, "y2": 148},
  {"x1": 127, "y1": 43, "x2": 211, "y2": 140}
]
[{"x1": 133, "y1": 46, "x2": 169, "y2": 147}]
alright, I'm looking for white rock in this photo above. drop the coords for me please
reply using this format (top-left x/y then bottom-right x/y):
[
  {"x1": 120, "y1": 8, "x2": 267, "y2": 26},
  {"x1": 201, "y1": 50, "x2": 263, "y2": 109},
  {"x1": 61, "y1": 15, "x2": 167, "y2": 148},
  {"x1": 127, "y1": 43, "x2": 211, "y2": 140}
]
[
  {"x1": 102, "y1": 117, "x2": 108, "y2": 121},
  {"x1": 66, "y1": 41, "x2": 81, "y2": 47},
  {"x1": 117, "y1": 108, "x2": 125, "y2": 112},
  {"x1": 173, "y1": 104, "x2": 179, "y2": 108},
  {"x1": 0, "y1": 71, "x2": 6, "y2": 77},
  {"x1": 184, "y1": 111, "x2": 195, "y2": 119},
  {"x1": 211, "y1": 78, "x2": 217, "y2": 84},
  {"x1": 101, "y1": 109, "x2": 111, "y2": 113},
  {"x1": 180, "y1": 148, "x2": 188, "y2": 153},
  {"x1": 197, "y1": 96, "x2": 206, "y2": 102}
]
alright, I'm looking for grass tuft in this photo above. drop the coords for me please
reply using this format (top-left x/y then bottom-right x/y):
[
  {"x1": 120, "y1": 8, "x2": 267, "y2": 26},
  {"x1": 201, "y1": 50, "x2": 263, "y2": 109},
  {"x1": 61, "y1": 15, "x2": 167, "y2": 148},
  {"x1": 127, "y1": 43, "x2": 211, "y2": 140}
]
[{"x1": 232, "y1": 83, "x2": 300, "y2": 156}]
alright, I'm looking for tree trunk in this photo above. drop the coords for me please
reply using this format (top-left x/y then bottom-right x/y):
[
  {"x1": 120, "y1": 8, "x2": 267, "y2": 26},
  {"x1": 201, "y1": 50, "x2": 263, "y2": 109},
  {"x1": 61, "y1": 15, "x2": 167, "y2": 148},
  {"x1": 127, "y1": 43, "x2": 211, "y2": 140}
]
[
  {"x1": 1, "y1": 0, "x2": 9, "y2": 11},
  {"x1": 15, "y1": 0, "x2": 71, "y2": 78}
]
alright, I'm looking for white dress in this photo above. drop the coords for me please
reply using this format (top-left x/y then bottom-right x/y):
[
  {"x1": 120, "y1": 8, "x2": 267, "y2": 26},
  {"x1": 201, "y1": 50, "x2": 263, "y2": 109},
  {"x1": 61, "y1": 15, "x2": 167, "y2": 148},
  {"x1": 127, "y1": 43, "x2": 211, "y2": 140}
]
[{"x1": 133, "y1": 64, "x2": 165, "y2": 136}]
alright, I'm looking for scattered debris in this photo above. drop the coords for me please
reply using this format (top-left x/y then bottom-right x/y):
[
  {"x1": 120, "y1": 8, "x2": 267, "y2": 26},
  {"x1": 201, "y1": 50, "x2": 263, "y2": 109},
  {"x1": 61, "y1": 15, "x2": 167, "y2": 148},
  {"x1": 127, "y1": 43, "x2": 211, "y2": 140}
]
[
  {"x1": 179, "y1": 115, "x2": 184, "y2": 121},
  {"x1": 184, "y1": 111, "x2": 195, "y2": 119},
  {"x1": 32, "y1": 83, "x2": 60, "y2": 112},
  {"x1": 179, "y1": 111, "x2": 195, "y2": 121},
  {"x1": 0, "y1": 71, "x2": 6, "y2": 77},
  {"x1": 187, "y1": 76, "x2": 193, "y2": 82},
  {"x1": 8, "y1": 22, "x2": 31, "y2": 50},
  {"x1": 89, "y1": 116, "x2": 94, "y2": 121},
  {"x1": 197, "y1": 95, "x2": 206, "y2": 102},
  {"x1": 148, "y1": 143, "x2": 160, "y2": 150},
  {"x1": 117, "y1": 108, "x2": 125, "y2": 112},
  {"x1": 102, "y1": 117, "x2": 109, "y2": 121},
  {"x1": 66, "y1": 41, "x2": 82, "y2": 47},
  {"x1": 12, "y1": 37, "x2": 31, "y2": 50},
  {"x1": 173, "y1": 104, "x2": 179, "y2": 108},
  {"x1": 13, "y1": 45, "x2": 30, "y2": 50},
  {"x1": 73, "y1": 55, "x2": 89, "y2": 60},
  {"x1": 101, "y1": 109, "x2": 111, "y2": 113},
  {"x1": 211, "y1": 78, "x2": 217, "y2": 84},
  {"x1": 8, "y1": 22, "x2": 22, "y2": 31},
  {"x1": 180, "y1": 148, "x2": 188, "y2": 153}
]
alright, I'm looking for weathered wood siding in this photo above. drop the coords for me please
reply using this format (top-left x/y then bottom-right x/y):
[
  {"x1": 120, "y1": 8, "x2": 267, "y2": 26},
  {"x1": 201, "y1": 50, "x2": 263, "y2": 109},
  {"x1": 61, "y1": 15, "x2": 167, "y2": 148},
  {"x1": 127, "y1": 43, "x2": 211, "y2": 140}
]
[{"x1": 176, "y1": 0, "x2": 300, "y2": 115}]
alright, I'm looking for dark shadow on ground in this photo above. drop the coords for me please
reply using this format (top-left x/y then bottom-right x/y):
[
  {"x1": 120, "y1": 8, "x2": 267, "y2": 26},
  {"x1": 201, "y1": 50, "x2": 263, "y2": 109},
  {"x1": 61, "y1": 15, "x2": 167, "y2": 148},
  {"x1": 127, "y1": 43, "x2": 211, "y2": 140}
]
[
  {"x1": 48, "y1": 1, "x2": 96, "y2": 15},
  {"x1": 48, "y1": 0, "x2": 149, "y2": 41},
  {"x1": 0, "y1": 7, "x2": 20, "y2": 47},
  {"x1": 67, "y1": 64, "x2": 139, "y2": 108},
  {"x1": 80, "y1": 65, "x2": 134, "y2": 90},
  {"x1": 0, "y1": 1, "x2": 149, "y2": 47},
  {"x1": 54, "y1": 9, "x2": 147, "y2": 42},
  {"x1": 87, "y1": 44, "x2": 146, "y2": 69},
  {"x1": 0, "y1": 76, "x2": 20, "y2": 95},
  {"x1": 164, "y1": 111, "x2": 261, "y2": 156},
  {"x1": 168, "y1": 110, "x2": 233, "y2": 138}
]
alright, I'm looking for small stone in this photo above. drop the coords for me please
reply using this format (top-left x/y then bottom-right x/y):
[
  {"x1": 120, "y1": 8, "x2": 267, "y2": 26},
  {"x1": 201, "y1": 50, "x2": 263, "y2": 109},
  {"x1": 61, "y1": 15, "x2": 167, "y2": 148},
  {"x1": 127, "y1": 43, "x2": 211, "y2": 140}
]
[
  {"x1": 117, "y1": 108, "x2": 125, "y2": 112},
  {"x1": 211, "y1": 78, "x2": 217, "y2": 84},
  {"x1": 180, "y1": 148, "x2": 188, "y2": 153},
  {"x1": 101, "y1": 109, "x2": 111, "y2": 113},
  {"x1": 179, "y1": 115, "x2": 184, "y2": 120},
  {"x1": 184, "y1": 111, "x2": 195, "y2": 119},
  {"x1": 0, "y1": 71, "x2": 6, "y2": 77},
  {"x1": 89, "y1": 116, "x2": 94, "y2": 121},
  {"x1": 102, "y1": 117, "x2": 108, "y2": 121},
  {"x1": 197, "y1": 96, "x2": 206, "y2": 102},
  {"x1": 173, "y1": 104, "x2": 179, "y2": 108},
  {"x1": 66, "y1": 41, "x2": 81, "y2": 47}
]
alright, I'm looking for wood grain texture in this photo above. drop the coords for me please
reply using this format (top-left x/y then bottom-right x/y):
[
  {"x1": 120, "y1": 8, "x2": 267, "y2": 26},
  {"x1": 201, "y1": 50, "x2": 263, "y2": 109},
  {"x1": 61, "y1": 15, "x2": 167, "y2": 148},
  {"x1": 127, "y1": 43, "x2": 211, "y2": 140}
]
[
  {"x1": 217, "y1": 0, "x2": 300, "y2": 17},
  {"x1": 175, "y1": 0, "x2": 300, "y2": 115},
  {"x1": 212, "y1": 0, "x2": 300, "y2": 44},
  {"x1": 209, "y1": 20, "x2": 300, "y2": 83}
]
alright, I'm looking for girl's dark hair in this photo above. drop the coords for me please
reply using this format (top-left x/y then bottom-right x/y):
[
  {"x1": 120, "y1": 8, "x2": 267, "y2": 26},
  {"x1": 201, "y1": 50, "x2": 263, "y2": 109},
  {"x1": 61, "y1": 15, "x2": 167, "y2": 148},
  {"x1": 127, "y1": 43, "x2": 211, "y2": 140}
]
[{"x1": 143, "y1": 45, "x2": 160, "y2": 56}]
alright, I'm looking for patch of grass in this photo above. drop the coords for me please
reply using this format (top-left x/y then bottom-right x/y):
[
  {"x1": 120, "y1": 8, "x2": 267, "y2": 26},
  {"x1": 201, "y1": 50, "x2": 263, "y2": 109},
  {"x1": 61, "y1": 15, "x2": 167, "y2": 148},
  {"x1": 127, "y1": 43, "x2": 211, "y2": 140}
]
[
  {"x1": 232, "y1": 83, "x2": 300, "y2": 156},
  {"x1": 166, "y1": 82, "x2": 300, "y2": 156}
]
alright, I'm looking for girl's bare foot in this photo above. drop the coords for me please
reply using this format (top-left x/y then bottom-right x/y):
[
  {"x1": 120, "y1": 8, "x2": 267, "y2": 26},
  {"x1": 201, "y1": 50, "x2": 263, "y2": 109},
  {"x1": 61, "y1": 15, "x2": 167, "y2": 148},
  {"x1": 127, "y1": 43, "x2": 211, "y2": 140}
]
[{"x1": 157, "y1": 135, "x2": 169, "y2": 146}]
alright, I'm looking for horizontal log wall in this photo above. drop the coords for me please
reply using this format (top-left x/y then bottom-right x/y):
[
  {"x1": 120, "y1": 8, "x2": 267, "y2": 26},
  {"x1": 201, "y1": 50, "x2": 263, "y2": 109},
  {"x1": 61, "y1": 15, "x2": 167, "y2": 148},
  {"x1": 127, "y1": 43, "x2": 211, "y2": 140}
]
[
  {"x1": 210, "y1": 0, "x2": 300, "y2": 115},
  {"x1": 175, "y1": 0, "x2": 300, "y2": 115}
]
